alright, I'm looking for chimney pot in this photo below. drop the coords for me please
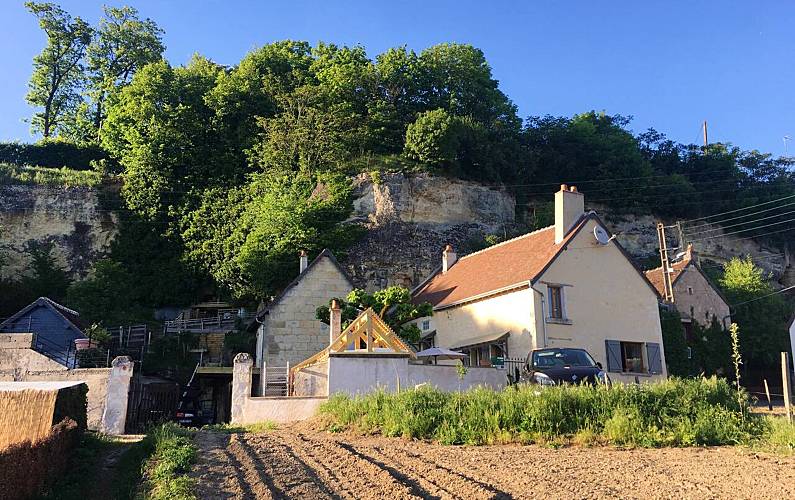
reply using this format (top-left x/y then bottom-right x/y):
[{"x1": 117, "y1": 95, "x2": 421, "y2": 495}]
[
  {"x1": 560, "y1": 183, "x2": 568, "y2": 192},
  {"x1": 570, "y1": 185, "x2": 577, "y2": 192}
]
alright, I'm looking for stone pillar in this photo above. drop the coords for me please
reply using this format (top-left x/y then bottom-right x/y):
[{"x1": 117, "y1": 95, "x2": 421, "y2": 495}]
[
  {"x1": 329, "y1": 299, "x2": 342, "y2": 345},
  {"x1": 231, "y1": 352, "x2": 253, "y2": 424},
  {"x1": 100, "y1": 356, "x2": 133, "y2": 435}
]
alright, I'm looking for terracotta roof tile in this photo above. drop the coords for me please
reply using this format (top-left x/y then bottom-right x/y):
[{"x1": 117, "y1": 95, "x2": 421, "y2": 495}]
[
  {"x1": 644, "y1": 257, "x2": 691, "y2": 298},
  {"x1": 413, "y1": 217, "x2": 588, "y2": 309}
]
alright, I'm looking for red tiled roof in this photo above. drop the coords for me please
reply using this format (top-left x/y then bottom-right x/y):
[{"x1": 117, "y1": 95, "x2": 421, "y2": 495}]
[
  {"x1": 412, "y1": 216, "x2": 590, "y2": 309},
  {"x1": 644, "y1": 257, "x2": 691, "y2": 298}
]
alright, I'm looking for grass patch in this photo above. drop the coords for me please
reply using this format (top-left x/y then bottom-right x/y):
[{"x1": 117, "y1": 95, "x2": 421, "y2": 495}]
[
  {"x1": 38, "y1": 432, "x2": 116, "y2": 500},
  {"x1": 139, "y1": 423, "x2": 197, "y2": 500},
  {"x1": 0, "y1": 163, "x2": 104, "y2": 187},
  {"x1": 201, "y1": 421, "x2": 278, "y2": 434},
  {"x1": 753, "y1": 416, "x2": 795, "y2": 455},
  {"x1": 320, "y1": 377, "x2": 769, "y2": 447}
]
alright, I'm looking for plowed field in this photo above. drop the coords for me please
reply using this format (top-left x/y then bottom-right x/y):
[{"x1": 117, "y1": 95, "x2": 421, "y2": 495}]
[{"x1": 190, "y1": 428, "x2": 795, "y2": 499}]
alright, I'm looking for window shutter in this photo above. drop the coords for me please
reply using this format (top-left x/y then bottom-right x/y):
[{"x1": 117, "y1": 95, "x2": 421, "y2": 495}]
[
  {"x1": 646, "y1": 342, "x2": 662, "y2": 374},
  {"x1": 605, "y1": 340, "x2": 622, "y2": 372}
]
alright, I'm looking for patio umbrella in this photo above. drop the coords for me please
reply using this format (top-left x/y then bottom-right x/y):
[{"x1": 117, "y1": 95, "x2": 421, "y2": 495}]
[{"x1": 415, "y1": 347, "x2": 467, "y2": 365}]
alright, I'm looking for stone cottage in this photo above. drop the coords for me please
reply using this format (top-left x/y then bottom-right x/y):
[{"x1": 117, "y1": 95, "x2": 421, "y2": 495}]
[
  {"x1": 645, "y1": 245, "x2": 731, "y2": 335},
  {"x1": 254, "y1": 249, "x2": 354, "y2": 393},
  {"x1": 410, "y1": 184, "x2": 668, "y2": 382}
]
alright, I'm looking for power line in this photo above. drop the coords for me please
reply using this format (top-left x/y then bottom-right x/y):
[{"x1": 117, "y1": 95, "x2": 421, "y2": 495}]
[
  {"x1": 684, "y1": 201, "x2": 795, "y2": 230},
  {"x1": 729, "y1": 285, "x2": 795, "y2": 308},
  {"x1": 684, "y1": 209, "x2": 795, "y2": 236},
  {"x1": 678, "y1": 193, "x2": 795, "y2": 223},
  {"x1": 688, "y1": 224, "x2": 795, "y2": 242}
]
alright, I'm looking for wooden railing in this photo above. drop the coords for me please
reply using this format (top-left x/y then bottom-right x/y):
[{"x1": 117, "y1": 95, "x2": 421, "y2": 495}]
[{"x1": 164, "y1": 312, "x2": 255, "y2": 333}]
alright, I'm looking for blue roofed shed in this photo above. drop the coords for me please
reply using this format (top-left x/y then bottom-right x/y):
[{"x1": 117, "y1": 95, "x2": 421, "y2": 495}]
[{"x1": 0, "y1": 297, "x2": 86, "y2": 368}]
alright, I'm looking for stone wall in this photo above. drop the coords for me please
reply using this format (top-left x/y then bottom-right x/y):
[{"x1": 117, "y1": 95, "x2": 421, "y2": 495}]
[
  {"x1": 0, "y1": 356, "x2": 132, "y2": 434},
  {"x1": 292, "y1": 359, "x2": 328, "y2": 397},
  {"x1": 231, "y1": 353, "x2": 325, "y2": 424},
  {"x1": 0, "y1": 334, "x2": 67, "y2": 374},
  {"x1": 0, "y1": 184, "x2": 117, "y2": 280},
  {"x1": 258, "y1": 256, "x2": 353, "y2": 373}
]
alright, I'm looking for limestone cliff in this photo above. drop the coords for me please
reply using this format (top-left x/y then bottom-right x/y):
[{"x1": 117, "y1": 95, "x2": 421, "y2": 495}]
[{"x1": 0, "y1": 185, "x2": 117, "y2": 280}]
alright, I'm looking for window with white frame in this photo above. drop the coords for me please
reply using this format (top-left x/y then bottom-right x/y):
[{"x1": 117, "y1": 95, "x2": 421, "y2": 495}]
[{"x1": 421, "y1": 319, "x2": 430, "y2": 331}]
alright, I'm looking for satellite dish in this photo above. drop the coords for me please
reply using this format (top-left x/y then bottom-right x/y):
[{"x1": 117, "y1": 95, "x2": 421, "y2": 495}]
[{"x1": 593, "y1": 226, "x2": 610, "y2": 245}]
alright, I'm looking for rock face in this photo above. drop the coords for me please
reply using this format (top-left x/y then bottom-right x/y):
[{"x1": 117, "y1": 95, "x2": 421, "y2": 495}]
[
  {"x1": 0, "y1": 185, "x2": 117, "y2": 280},
  {"x1": 600, "y1": 208, "x2": 790, "y2": 286},
  {"x1": 345, "y1": 173, "x2": 517, "y2": 290}
]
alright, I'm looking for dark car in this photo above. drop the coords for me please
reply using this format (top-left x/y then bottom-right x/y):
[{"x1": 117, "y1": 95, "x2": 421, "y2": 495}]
[{"x1": 522, "y1": 348, "x2": 610, "y2": 386}]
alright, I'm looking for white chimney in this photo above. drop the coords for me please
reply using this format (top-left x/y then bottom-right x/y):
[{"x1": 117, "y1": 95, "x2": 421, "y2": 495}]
[
  {"x1": 299, "y1": 250, "x2": 308, "y2": 273},
  {"x1": 329, "y1": 299, "x2": 341, "y2": 345},
  {"x1": 442, "y1": 244, "x2": 457, "y2": 273},
  {"x1": 555, "y1": 184, "x2": 585, "y2": 244}
]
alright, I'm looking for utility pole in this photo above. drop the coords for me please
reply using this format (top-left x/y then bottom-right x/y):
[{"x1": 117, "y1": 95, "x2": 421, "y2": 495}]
[
  {"x1": 702, "y1": 120, "x2": 709, "y2": 148},
  {"x1": 656, "y1": 222, "x2": 675, "y2": 303}
]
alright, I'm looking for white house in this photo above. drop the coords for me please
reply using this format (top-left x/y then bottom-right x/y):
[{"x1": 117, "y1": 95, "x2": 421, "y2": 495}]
[
  {"x1": 411, "y1": 184, "x2": 668, "y2": 382},
  {"x1": 789, "y1": 312, "x2": 795, "y2": 370}
]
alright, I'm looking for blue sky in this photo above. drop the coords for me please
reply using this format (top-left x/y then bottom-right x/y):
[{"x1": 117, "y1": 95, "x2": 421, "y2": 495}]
[{"x1": 1, "y1": 1, "x2": 794, "y2": 155}]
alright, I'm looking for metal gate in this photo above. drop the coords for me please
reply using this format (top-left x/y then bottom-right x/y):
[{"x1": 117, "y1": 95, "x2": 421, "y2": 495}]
[{"x1": 125, "y1": 378, "x2": 180, "y2": 433}]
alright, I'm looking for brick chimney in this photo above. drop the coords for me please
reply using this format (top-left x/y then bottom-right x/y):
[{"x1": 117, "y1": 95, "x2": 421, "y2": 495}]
[
  {"x1": 299, "y1": 250, "x2": 308, "y2": 273},
  {"x1": 442, "y1": 244, "x2": 457, "y2": 273},
  {"x1": 555, "y1": 184, "x2": 585, "y2": 244},
  {"x1": 329, "y1": 299, "x2": 342, "y2": 344}
]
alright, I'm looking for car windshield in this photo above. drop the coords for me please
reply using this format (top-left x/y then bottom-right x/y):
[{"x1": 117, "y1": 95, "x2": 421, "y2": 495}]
[{"x1": 531, "y1": 349, "x2": 597, "y2": 368}]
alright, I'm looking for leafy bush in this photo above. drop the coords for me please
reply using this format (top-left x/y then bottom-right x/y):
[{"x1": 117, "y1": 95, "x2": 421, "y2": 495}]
[
  {"x1": 0, "y1": 163, "x2": 104, "y2": 187},
  {"x1": 0, "y1": 140, "x2": 114, "y2": 170},
  {"x1": 320, "y1": 377, "x2": 760, "y2": 447}
]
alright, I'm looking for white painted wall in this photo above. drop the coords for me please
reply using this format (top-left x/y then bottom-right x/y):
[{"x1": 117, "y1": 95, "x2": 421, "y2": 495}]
[
  {"x1": 326, "y1": 354, "x2": 506, "y2": 396},
  {"x1": 427, "y1": 287, "x2": 536, "y2": 361},
  {"x1": 789, "y1": 317, "x2": 795, "y2": 372},
  {"x1": 536, "y1": 218, "x2": 667, "y2": 382}
]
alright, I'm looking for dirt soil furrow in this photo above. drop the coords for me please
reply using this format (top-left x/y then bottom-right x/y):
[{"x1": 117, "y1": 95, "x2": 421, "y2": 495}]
[{"x1": 190, "y1": 427, "x2": 795, "y2": 499}]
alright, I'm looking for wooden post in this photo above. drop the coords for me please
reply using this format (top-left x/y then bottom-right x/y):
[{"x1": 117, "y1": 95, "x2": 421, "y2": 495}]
[
  {"x1": 763, "y1": 379, "x2": 773, "y2": 411},
  {"x1": 783, "y1": 352, "x2": 793, "y2": 423},
  {"x1": 366, "y1": 317, "x2": 373, "y2": 352}
]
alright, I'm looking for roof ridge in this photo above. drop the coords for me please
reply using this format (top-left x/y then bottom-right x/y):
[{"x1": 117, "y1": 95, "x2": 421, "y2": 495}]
[
  {"x1": 40, "y1": 297, "x2": 79, "y2": 317},
  {"x1": 458, "y1": 225, "x2": 555, "y2": 262}
]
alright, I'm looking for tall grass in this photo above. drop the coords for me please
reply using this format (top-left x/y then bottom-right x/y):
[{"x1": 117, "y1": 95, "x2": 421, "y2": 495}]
[
  {"x1": 320, "y1": 377, "x2": 767, "y2": 447},
  {"x1": 140, "y1": 423, "x2": 197, "y2": 500},
  {"x1": 0, "y1": 163, "x2": 104, "y2": 187}
]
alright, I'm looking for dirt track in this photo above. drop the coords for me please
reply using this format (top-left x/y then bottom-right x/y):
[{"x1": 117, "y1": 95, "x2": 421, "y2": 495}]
[{"x1": 190, "y1": 428, "x2": 795, "y2": 499}]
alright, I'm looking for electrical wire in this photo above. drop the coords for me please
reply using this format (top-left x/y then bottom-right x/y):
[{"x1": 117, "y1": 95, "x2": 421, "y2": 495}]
[
  {"x1": 683, "y1": 201, "x2": 795, "y2": 230},
  {"x1": 729, "y1": 285, "x2": 795, "y2": 308},
  {"x1": 687, "y1": 224, "x2": 795, "y2": 242},
  {"x1": 678, "y1": 193, "x2": 795, "y2": 223},
  {"x1": 683, "y1": 209, "x2": 795, "y2": 236}
]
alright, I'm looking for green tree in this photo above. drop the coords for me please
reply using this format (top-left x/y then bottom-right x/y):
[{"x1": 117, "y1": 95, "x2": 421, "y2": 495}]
[
  {"x1": 102, "y1": 56, "x2": 226, "y2": 217},
  {"x1": 25, "y1": 2, "x2": 92, "y2": 138},
  {"x1": 21, "y1": 241, "x2": 71, "y2": 301},
  {"x1": 182, "y1": 172, "x2": 361, "y2": 300},
  {"x1": 85, "y1": 5, "x2": 164, "y2": 136},
  {"x1": 659, "y1": 308, "x2": 691, "y2": 377},
  {"x1": 718, "y1": 257, "x2": 789, "y2": 367},
  {"x1": 315, "y1": 286, "x2": 433, "y2": 343},
  {"x1": 404, "y1": 108, "x2": 460, "y2": 166}
]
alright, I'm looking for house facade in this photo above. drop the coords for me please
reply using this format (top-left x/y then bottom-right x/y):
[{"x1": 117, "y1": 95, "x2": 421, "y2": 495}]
[
  {"x1": 411, "y1": 185, "x2": 668, "y2": 382},
  {"x1": 789, "y1": 313, "x2": 795, "y2": 371},
  {"x1": 254, "y1": 250, "x2": 354, "y2": 383},
  {"x1": 0, "y1": 297, "x2": 86, "y2": 368},
  {"x1": 645, "y1": 246, "x2": 731, "y2": 334}
]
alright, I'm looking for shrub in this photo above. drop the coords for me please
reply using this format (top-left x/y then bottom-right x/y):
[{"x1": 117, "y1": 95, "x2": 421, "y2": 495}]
[
  {"x1": 0, "y1": 140, "x2": 115, "y2": 170},
  {"x1": 319, "y1": 377, "x2": 760, "y2": 447},
  {"x1": 0, "y1": 163, "x2": 104, "y2": 187}
]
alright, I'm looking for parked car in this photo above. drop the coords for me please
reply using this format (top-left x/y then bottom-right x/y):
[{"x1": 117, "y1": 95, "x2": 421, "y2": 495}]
[
  {"x1": 174, "y1": 386, "x2": 214, "y2": 427},
  {"x1": 522, "y1": 348, "x2": 610, "y2": 386}
]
